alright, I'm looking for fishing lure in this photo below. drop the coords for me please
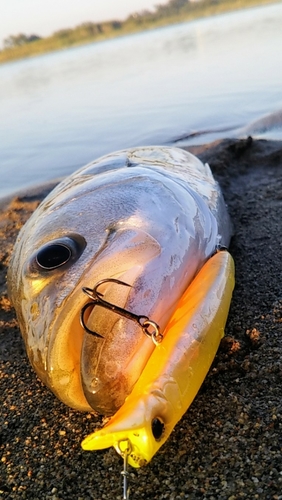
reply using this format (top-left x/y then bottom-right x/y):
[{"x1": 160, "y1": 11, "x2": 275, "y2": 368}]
[{"x1": 81, "y1": 250, "x2": 234, "y2": 470}]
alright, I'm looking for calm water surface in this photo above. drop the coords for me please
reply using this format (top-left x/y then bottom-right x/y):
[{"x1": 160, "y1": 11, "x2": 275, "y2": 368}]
[{"x1": 1, "y1": 2, "x2": 282, "y2": 197}]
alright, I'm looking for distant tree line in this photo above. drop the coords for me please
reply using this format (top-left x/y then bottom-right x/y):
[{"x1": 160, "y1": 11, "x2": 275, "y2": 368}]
[
  {"x1": 53, "y1": 20, "x2": 122, "y2": 40},
  {"x1": 1, "y1": 0, "x2": 199, "y2": 49},
  {"x1": 2, "y1": 19, "x2": 125, "y2": 50},
  {"x1": 1, "y1": 0, "x2": 274, "y2": 60},
  {"x1": 3, "y1": 33, "x2": 41, "y2": 49}
]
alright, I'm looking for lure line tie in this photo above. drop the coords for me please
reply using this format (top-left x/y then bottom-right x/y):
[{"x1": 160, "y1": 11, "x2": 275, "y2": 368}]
[
  {"x1": 118, "y1": 439, "x2": 131, "y2": 500},
  {"x1": 116, "y1": 439, "x2": 132, "y2": 500},
  {"x1": 80, "y1": 278, "x2": 163, "y2": 344}
]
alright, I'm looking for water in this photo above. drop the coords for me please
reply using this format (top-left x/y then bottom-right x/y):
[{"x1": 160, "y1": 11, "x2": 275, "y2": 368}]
[{"x1": 1, "y1": 2, "x2": 282, "y2": 198}]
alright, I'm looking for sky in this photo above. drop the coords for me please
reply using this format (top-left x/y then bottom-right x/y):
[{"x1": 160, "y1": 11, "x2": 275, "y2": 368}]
[{"x1": 0, "y1": 0, "x2": 167, "y2": 44}]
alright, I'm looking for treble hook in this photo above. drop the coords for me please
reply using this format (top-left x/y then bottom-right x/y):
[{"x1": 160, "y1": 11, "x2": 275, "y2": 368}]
[{"x1": 80, "y1": 278, "x2": 163, "y2": 344}]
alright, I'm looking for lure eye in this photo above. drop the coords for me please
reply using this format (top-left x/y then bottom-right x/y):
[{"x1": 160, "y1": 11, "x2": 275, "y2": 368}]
[
  {"x1": 151, "y1": 418, "x2": 164, "y2": 441},
  {"x1": 36, "y1": 244, "x2": 72, "y2": 270},
  {"x1": 34, "y1": 234, "x2": 86, "y2": 272}
]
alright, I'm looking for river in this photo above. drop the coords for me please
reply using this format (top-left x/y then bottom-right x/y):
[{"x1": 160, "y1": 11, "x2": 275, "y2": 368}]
[{"x1": 0, "y1": 2, "x2": 282, "y2": 197}]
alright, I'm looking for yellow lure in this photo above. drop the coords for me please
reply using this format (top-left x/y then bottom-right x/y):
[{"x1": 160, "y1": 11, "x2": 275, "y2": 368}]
[{"x1": 82, "y1": 250, "x2": 235, "y2": 467}]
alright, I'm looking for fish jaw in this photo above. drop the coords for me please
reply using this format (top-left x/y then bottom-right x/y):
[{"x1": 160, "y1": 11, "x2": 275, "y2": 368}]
[
  {"x1": 80, "y1": 266, "x2": 156, "y2": 414},
  {"x1": 46, "y1": 228, "x2": 165, "y2": 413}
]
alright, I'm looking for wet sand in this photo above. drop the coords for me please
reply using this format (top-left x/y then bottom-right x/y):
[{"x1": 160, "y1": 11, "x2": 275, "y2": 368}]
[{"x1": 1, "y1": 138, "x2": 282, "y2": 499}]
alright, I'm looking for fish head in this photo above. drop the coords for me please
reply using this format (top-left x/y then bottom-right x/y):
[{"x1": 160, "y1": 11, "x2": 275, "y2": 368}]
[
  {"x1": 8, "y1": 198, "x2": 162, "y2": 413},
  {"x1": 7, "y1": 147, "x2": 217, "y2": 414}
]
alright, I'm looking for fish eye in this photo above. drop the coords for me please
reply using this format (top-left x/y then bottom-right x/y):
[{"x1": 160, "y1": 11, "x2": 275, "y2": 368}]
[
  {"x1": 151, "y1": 417, "x2": 164, "y2": 441},
  {"x1": 36, "y1": 243, "x2": 71, "y2": 269},
  {"x1": 34, "y1": 234, "x2": 86, "y2": 271}
]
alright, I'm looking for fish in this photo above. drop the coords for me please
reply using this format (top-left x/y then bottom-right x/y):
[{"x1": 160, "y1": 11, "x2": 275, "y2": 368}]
[{"x1": 7, "y1": 146, "x2": 234, "y2": 465}]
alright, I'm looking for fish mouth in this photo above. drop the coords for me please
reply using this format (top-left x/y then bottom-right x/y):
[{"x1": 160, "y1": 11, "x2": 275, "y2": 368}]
[
  {"x1": 47, "y1": 228, "x2": 164, "y2": 414},
  {"x1": 80, "y1": 268, "x2": 163, "y2": 415}
]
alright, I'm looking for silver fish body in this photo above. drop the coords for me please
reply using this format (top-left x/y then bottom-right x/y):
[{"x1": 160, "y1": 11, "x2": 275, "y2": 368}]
[{"x1": 8, "y1": 146, "x2": 231, "y2": 414}]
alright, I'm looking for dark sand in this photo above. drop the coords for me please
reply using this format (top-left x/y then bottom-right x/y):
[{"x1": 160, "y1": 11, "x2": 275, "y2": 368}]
[{"x1": 0, "y1": 138, "x2": 281, "y2": 499}]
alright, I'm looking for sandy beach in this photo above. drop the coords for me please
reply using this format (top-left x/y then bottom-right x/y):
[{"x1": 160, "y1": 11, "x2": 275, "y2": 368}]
[{"x1": 1, "y1": 138, "x2": 282, "y2": 499}]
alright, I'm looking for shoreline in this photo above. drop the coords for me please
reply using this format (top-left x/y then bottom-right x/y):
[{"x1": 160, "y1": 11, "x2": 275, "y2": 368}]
[
  {"x1": 0, "y1": 0, "x2": 280, "y2": 65},
  {"x1": 1, "y1": 137, "x2": 282, "y2": 498}
]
